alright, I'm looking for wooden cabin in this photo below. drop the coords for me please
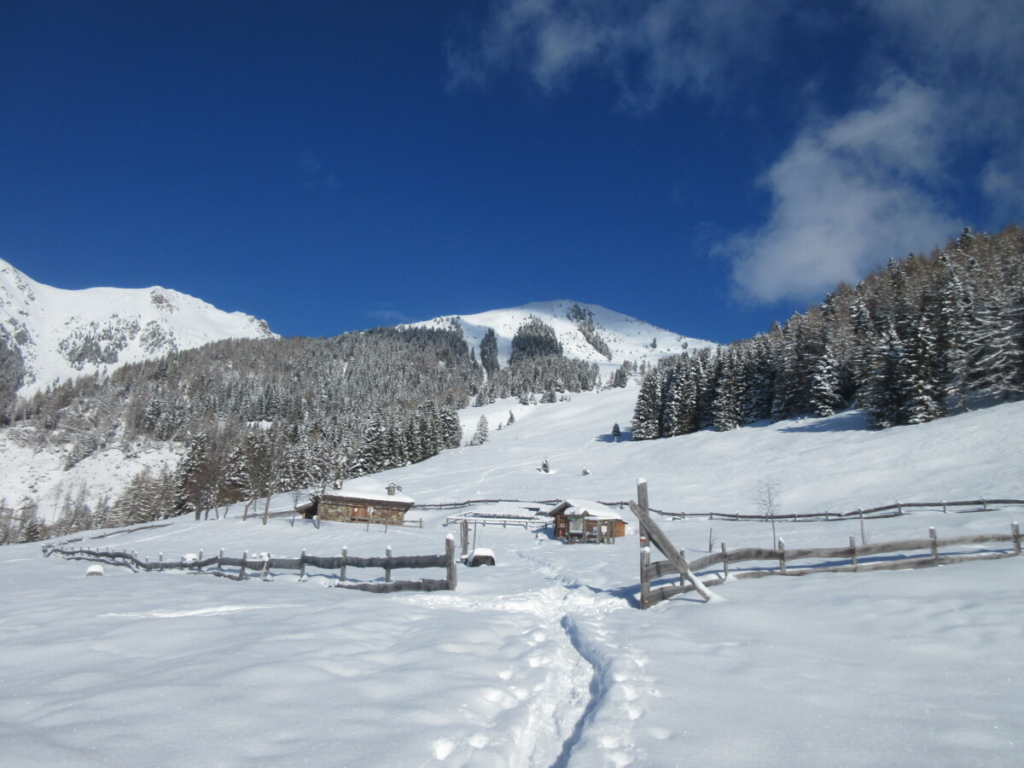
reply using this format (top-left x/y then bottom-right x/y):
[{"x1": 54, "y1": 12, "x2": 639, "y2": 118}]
[
  {"x1": 305, "y1": 482, "x2": 415, "y2": 526},
  {"x1": 547, "y1": 499, "x2": 627, "y2": 543}
]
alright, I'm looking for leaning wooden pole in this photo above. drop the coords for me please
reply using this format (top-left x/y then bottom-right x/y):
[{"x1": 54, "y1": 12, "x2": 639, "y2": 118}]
[{"x1": 629, "y1": 479, "x2": 714, "y2": 604}]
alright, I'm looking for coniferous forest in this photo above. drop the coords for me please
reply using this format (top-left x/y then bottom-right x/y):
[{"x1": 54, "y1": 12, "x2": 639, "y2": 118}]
[
  {"x1": 632, "y1": 226, "x2": 1024, "y2": 439},
  {"x1": 1, "y1": 317, "x2": 599, "y2": 541}
]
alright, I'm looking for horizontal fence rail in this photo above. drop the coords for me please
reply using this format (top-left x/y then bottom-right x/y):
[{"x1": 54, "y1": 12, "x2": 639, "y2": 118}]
[
  {"x1": 631, "y1": 481, "x2": 1024, "y2": 609},
  {"x1": 642, "y1": 524, "x2": 1022, "y2": 608},
  {"x1": 43, "y1": 536, "x2": 458, "y2": 594},
  {"x1": 657, "y1": 499, "x2": 1024, "y2": 523}
]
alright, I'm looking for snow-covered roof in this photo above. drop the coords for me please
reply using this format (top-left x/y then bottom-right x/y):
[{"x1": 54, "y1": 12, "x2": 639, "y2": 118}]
[
  {"x1": 459, "y1": 502, "x2": 545, "y2": 520},
  {"x1": 552, "y1": 499, "x2": 624, "y2": 521},
  {"x1": 323, "y1": 480, "x2": 414, "y2": 506}
]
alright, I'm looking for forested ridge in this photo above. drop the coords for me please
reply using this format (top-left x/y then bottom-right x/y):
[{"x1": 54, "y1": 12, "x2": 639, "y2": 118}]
[
  {"x1": 632, "y1": 226, "x2": 1024, "y2": 439},
  {"x1": 2, "y1": 316, "x2": 600, "y2": 541}
]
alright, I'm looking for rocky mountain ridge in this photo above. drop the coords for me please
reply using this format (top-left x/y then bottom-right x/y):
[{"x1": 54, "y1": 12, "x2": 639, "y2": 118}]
[{"x1": 0, "y1": 258, "x2": 275, "y2": 398}]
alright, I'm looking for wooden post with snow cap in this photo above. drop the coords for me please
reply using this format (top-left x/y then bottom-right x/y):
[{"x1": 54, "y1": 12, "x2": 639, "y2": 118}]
[
  {"x1": 385, "y1": 546, "x2": 393, "y2": 583},
  {"x1": 629, "y1": 479, "x2": 714, "y2": 604},
  {"x1": 1013, "y1": 523, "x2": 1021, "y2": 556}
]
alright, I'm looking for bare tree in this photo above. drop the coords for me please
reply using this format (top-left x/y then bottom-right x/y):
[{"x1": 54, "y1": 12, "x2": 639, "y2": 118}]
[{"x1": 753, "y1": 478, "x2": 781, "y2": 546}]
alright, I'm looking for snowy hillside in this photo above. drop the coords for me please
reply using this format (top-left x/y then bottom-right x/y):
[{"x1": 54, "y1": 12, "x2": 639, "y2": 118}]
[
  {"x1": 0, "y1": 258, "x2": 275, "y2": 397},
  {"x1": 409, "y1": 299, "x2": 716, "y2": 374},
  {"x1": 3, "y1": 388, "x2": 1022, "y2": 766}
]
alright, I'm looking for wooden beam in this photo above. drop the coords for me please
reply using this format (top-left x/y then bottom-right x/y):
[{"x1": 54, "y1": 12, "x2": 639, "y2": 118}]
[{"x1": 629, "y1": 480, "x2": 714, "y2": 602}]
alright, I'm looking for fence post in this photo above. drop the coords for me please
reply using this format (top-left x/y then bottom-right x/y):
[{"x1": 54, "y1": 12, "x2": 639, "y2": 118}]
[
  {"x1": 929, "y1": 527, "x2": 938, "y2": 561},
  {"x1": 460, "y1": 519, "x2": 469, "y2": 561},
  {"x1": 385, "y1": 545, "x2": 393, "y2": 583},
  {"x1": 298, "y1": 549, "x2": 307, "y2": 581},
  {"x1": 239, "y1": 551, "x2": 248, "y2": 580},
  {"x1": 1012, "y1": 522, "x2": 1020, "y2": 556},
  {"x1": 217, "y1": 549, "x2": 224, "y2": 574},
  {"x1": 638, "y1": 479, "x2": 650, "y2": 607},
  {"x1": 850, "y1": 535, "x2": 858, "y2": 571},
  {"x1": 721, "y1": 542, "x2": 729, "y2": 579},
  {"x1": 197, "y1": 550, "x2": 203, "y2": 572},
  {"x1": 942, "y1": 501, "x2": 947, "y2": 514},
  {"x1": 261, "y1": 553, "x2": 271, "y2": 582},
  {"x1": 445, "y1": 535, "x2": 457, "y2": 590},
  {"x1": 859, "y1": 510, "x2": 866, "y2": 545},
  {"x1": 778, "y1": 538, "x2": 786, "y2": 575},
  {"x1": 640, "y1": 546, "x2": 651, "y2": 609}
]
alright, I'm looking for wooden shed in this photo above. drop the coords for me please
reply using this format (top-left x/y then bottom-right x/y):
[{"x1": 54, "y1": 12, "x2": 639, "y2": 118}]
[
  {"x1": 547, "y1": 499, "x2": 627, "y2": 543},
  {"x1": 305, "y1": 482, "x2": 415, "y2": 526}
]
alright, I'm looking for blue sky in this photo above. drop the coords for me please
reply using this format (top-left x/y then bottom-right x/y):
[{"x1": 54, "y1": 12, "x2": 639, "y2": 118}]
[{"x1": 1, "y1": 1, "x2": 1020, "y2": 344}]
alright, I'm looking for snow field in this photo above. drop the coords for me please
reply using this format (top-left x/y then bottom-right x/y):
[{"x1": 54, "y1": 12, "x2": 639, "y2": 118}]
[{"x1": 2, "y1": 386, "x2": 1024, "y2": 766}]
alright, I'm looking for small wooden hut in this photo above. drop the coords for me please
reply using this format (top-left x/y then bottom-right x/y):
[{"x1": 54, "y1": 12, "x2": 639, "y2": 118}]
[
  {"x1": 305, "y1": 482, "x2": 415, "y2": 526},
  {"x1": 547, "y1": 499, "x2": 627, "y2": 543}
]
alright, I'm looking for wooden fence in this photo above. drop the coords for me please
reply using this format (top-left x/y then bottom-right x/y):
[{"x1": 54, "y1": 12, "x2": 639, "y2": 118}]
[
  {"x1": 630, "y1": 481, "x2": 1023, "y2": 609},
  {"x1": 658, "y1": 498, "x2": 1024, "y2": 522},
  {"x1": 43, "y1": 536, "x2": 458, "y2": 594}
]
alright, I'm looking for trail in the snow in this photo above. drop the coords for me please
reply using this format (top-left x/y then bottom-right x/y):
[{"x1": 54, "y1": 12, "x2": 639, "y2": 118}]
[{"x1": 419, "y1": 539, "x2": 645, "y2": 768}]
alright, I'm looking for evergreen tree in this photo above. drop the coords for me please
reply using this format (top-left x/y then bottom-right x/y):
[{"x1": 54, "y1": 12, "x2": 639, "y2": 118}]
[
  {"x1": 469, "y1": 415, "x2": 489, "y2": 446},
  {"x1": 18, "y1": 512, "x2": 44, "y2": 543},
  {"x1": 711, "y1": 351, "x2": 743, "y2": 432},
  {"x1": 809, "y1": 346, "x2": 843, "y2": 417},
  {"x1": 631, "y1": 368, "x2": 664, "y2": 440},
  {"x1": 480, "y1": 328, "x2": 500, "y2": 377}
]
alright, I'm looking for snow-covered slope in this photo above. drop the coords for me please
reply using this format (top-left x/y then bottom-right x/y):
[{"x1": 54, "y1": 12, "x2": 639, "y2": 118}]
[
  {"x1": 3, "y1": 391, "x2": 1023, "y2": 767},
  {"x1": 0, "y1": 258, "x2": 275, "y2": 397},
  {"x1": 408, "y1": 299, "x2": 716, "y2": 374}
]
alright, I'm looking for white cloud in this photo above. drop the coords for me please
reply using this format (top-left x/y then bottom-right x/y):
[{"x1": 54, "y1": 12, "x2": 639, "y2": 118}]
[
  {"x1": 723, "y1": 1, "x2": 1024, "y2": 305},
  {"x1": 857, "y1": 0, "x2": 1024, "y2": 216},
  {"x1": 452, "y1": 1, "x2": 1024, "y2": 305},
  {"x1": 448, "y1": 0, "x2": 790, "y2": 111},
  {"x1": 722, "y1": 78, "x2": 957, "y2": 304}
]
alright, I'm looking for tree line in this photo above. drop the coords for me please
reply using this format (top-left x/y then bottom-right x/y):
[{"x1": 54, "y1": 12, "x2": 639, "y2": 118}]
[
  {"x1": 2, "y1": 314, "x2": 604, "y2": 540},
  {"x1": 633, "y1": 226, "x2": 1024, "y2": 439}
]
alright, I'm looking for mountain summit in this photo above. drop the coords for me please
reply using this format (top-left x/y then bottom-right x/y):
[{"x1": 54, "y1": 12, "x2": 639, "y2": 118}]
[
  {"x1": 0, "y1": 259, "x2": 275, "y2": 398},
  {"x1": 409, "y1": 299, "x2": 715, "y2": 372}
]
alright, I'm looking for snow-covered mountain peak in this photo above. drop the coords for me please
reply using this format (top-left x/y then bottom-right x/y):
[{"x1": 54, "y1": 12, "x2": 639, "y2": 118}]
[
  {"x1": 408, "y1": 299, "x2": 716, "y2": 372},
  {"x1": 0, "y1": 258, "x2": 276, "y2": 397}
]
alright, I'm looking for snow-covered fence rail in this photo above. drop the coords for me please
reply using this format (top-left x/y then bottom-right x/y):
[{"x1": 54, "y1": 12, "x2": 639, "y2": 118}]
[
  {"x1": 639, "y1": 524, "x2": 1022, "y2": 608},
  {"x1": 43, "y1": 536, "x2": 458, "y2": 594},
  {"x1": 629, "y1": 481, "x2": 1023, "y2": 609},
  {"x1": 658, "y1": 498, "x2": 1024, "y2": 522},
  {"x1": 420, "y1": 498, "x2": 632, "y2": 511}
]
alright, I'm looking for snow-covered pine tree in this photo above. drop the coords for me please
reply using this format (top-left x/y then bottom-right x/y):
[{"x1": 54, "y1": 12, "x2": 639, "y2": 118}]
[
  {"x1": 480, "y1": 328, "x2": 500, "y2": 377},
  {"x1": 469, "y1": 415, "x2": 489, "y2": 446},
  {"x1": 809, "y1": 345, "x2": 843, "y2": 417},
  {"x1": 711, "y1": 351, "x2": 743, "y2": 432},
  {"x1": 631, "y1": 368, "x2": 664, "y2": 440}
]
